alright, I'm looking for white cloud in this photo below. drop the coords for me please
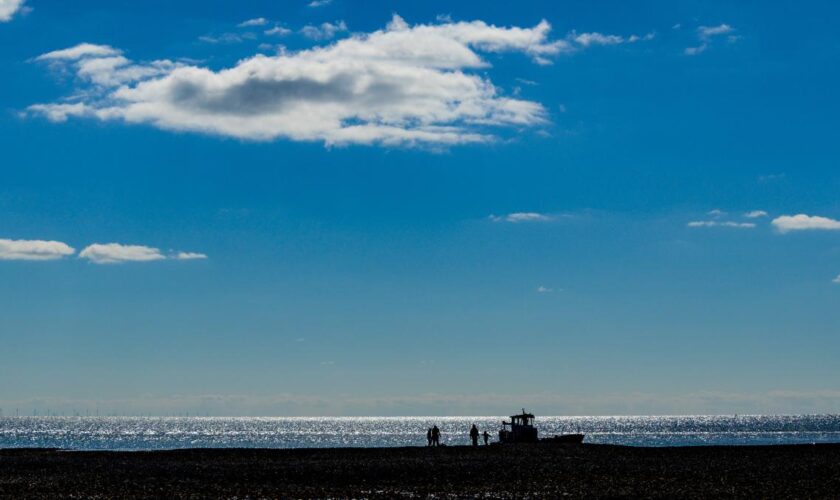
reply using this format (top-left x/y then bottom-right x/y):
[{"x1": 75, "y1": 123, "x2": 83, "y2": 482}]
[
  {"x1": 570, "y1": 31, "x2": 653, "y2": 47},
  {"x1": 25, "y1": 17, "x2": 551, "y2": 146},
  {"x1": 79, "y1": 243, "x2": 166, "y2": 264},
  {"x1": 744, "y1": 210, "x2": 768, "y2": 219},
  {"x1": 566, "y1": 31, "x2": 656, "y2": 47},
  {"x1": 684, "y1": 44, "x2": 707, "y2": 56},
  {"x1": 175, "y1": 251, "x2": 208, "y2": 260},
  {"x1": 685, "y1": 23, "x2": 736, "y2": 56},
  {"x1": 237, "y1": 17, "x2": 268, "y2": 28},
  {"x1": 27, "y1": 102, "x2": 91, "y2": 122},
  {"x1": 570, "y1": 31, "x2": 623, "y2": 47},
  {"x1": 300, "y1": 20, "x2": 347, "y2": 40},
  {"x1": 307, "y1": 0, "x2": 332, "y2": 7},
  {"x1": 79, "y1": 243, "x2": 208, "y2": 263},
  {"x1": 0, "y1": 238, "x2": 75, "y2": 261},
  {"x1": 490, "y1": 212, "x2": 552, "y2": 223},
  {"x1": 687, "y1": 220, "x2": 755, "y2": 229},
  {"x1": 537, "y1": 285, "x2": 553, "y2": 293},
  {"x1": 698, "y1": 24, "x2": 734, "y2": 40},
  {"x1": 264, "y1": 26, "x2": 292, "y2": 37},
  {"x1": 515, "y1": 78, "x2": 538, "y2": 86},
  {"x1": 199, "y1": 33, "x2": 249, "y2": 44},
  {"x1": 0, "y1": 0, "x2": 26, "y2": 22},
  {"x1": 771, "y1": 214, "x2": 840, "y2": 233},
  {"x1": 36, "y1": 43, "x2": 121, "y2": 61},
  {"x1": 30, "y1": 15, "x2": 649, "y2": 147},
  {"x1": 707, "y1": 209, "x2": 726, "y2": 217},
  {"x1": 833, "y1": 274, "x2": 840, "y2": 285}
]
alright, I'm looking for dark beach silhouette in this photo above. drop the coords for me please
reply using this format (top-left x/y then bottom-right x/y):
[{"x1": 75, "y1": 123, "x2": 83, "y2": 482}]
[{"x1": 3, "y1": 444, "x2": 840, "y2": 497}]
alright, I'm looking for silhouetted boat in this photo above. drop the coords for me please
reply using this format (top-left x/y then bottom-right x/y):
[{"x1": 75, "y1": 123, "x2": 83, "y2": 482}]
[{"x1": 498, "y1": 409, "x2": 585, "y2": 444}]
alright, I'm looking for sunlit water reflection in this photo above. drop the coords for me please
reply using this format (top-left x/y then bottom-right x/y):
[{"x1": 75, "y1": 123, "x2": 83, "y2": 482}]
[{"x1": 2, "y1": 415, "x2": 840, "y2": 450}]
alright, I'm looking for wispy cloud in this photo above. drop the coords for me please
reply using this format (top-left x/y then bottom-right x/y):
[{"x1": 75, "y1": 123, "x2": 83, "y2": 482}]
[
  {"x1": 744, "y1": 210, "x2": 768, "y2": 219},
  {"x1": 569, "y1": 30, "x2": 654, "y2": 47},
  {"x1": 36, "y1": 43, "x2": 121, "y2": 61},
  {"x1": 0, "y1": 0, "x2": 26, "y2": 22},
  {"x1": 536, "y1": 285, "x2": 553, "y2": 293},
  {"x1": 175, "y1": 251, "x2": 208, "y2": 260},
  {"x1": 685, "y1": 23, "x2": 737, "y2": 56},
  {"x1": 772, "y1": 214, "x2": 840, "y2": 233},
  {"x1": 515, "y1": 78, "x2": 538, "y2": 86},
  {"x1": 199, "y1": 32, "x2": 256, "y2": 44},
  {"x1": 684, "y1": 45, "x2": 707, "y2": 56},
  {"x1": 307, "y1": 0, "x2": 332, "y2": 7},
  {"x1": 0, "y1": 238, "x2": 75, "y2": 261},
  {"x1": 833, "y1": 274, "x2": 840, "y2": 285},
  {"x1": 698, "y1": 23, "x2": 734, "y2": 40},
  {"x1": 264, "y1": 26, "x2": 292, "y2": 37},
  {"x1": 490, "y1": 212, "x2": 552, "y2": 223},
  {"x1": 237, "y1": 17, "x2": 268, "y2": 28},
  {"x1": 759, "y1": 173, "x2": 785, "y2": 183},
  {"x1": 687, "y1": 220, "x2": 755, "y2": 229},
  {"x1": 299, "y1": 20, "x2": 347, "y2": 40}
]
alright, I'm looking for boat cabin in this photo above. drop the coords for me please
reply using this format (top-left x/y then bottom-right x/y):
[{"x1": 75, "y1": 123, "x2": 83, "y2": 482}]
[{"x1": 498, "y1": 409, "x2": 539, "y2": 443}]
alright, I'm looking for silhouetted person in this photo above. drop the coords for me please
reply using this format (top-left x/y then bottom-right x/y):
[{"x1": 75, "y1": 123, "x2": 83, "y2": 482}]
[
  {"x1": 426, "y1": 427, "x2": 432, "y2": 447},
  {"x1": 432, "y1": 425, "x2": 440, "y2": 446},
  {"x1": 470, "y1": 424, "x2": 479, "y2": 446},
  {"x1": 483, "y1": 430, "x2": 490, "y2": 445}
]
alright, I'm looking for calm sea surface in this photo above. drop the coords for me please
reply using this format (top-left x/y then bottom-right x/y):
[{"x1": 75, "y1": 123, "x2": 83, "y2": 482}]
[{"x1": 2, "y1": 415, "x2": 839, "y2": 450}]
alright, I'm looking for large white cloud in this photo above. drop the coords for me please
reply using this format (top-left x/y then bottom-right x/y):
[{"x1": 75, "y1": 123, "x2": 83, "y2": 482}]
[
  {"x1": 771, "y1": 214, "x2": 840, "y2": 233},
  {"x1": 0, "y1": 0, "x2": 25, "y2": 22},
  {"x1": 0, "y1": 238, "x2": 75, "y2": 260},
  {"x1": 29, "y1": 15, "x2": 650, "y2": 147}
]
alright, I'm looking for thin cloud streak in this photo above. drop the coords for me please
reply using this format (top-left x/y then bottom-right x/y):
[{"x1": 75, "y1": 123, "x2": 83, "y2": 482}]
[
  {"x1": 687, "y1": 221, "x2": 755, "y2": 229},
  {"x1": 490, "y1": 212, "x2": 552, "y2": 223},
  {"x1": 237, "y1": 17, "x2": 268, "y2": 28}
]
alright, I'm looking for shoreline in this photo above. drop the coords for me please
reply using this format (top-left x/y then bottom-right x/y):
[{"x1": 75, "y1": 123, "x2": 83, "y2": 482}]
[{"x1": 3, "y1": 443, "x2": 840, "y2": 497}]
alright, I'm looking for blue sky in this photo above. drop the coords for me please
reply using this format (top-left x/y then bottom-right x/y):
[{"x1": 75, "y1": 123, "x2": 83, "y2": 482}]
[{"x1": 1, "y1": 0, "x2": 839, "y2": 416}]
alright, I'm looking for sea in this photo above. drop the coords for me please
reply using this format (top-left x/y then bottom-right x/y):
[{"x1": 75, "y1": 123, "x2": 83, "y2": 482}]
[{"x1": 2, "y1": 415, "x2": 840, "y2": 450}]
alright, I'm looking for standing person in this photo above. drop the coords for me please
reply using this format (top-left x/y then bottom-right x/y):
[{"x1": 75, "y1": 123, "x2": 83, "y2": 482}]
[
  {"x1": 426, "y1": 427, "x2": 432, "y2": 447},
  {"x1": 432, "y1": 425, "x2": 440, "y2": 446},
  {"x1": 483, "y1": 430, "x2": 490, "y2": 445},
  {"x1": 470, "y1": 424, "x2": 479, "y2": 447}
]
